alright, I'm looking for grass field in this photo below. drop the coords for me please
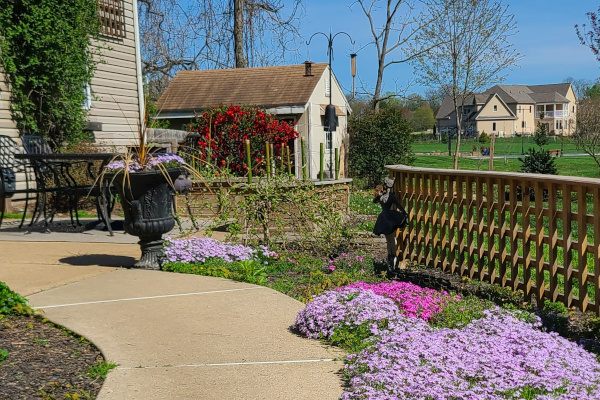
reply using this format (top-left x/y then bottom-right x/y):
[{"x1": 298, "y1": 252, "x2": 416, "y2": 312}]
[
  {"x1": 412, "y1": 136, "x2": 580, "y2": 156},
  {"x1": 412, "y1": 155, "x2": 600, "y2": 178}
]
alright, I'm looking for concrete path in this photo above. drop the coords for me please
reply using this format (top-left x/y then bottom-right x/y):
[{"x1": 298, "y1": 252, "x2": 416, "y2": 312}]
[{"x1": 1, "y1": 241, "x2": 345, "y2": 399}]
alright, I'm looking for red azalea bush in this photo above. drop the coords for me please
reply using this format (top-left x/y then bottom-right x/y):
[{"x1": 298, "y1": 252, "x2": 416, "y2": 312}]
[{"x1": 188, "y1": 104, "x2": 298, "y2": 174}]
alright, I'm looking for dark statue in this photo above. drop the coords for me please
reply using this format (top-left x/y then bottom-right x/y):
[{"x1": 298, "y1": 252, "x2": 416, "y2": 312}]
[{"x1": 373, "y1": 177, "x2": 408, "y2": 269}]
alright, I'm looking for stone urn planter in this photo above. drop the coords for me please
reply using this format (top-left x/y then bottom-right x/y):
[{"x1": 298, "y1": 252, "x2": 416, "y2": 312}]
[{"x1": 111, "y1": 168, "x2": 182, "y2": 269}]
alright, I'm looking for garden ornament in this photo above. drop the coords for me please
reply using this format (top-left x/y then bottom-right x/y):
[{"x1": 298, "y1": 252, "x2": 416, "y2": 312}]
[
  {"x1": 174, "y1": 174, "x2": 192, "y2": 195},
  {"x1": 373, "y1": 177, "x2": 408, "y2": 269}
]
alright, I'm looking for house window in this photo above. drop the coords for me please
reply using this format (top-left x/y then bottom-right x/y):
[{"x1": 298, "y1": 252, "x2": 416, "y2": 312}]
[
  {"x1": 573, "y1": 105, "x2": 575, "y2": 113},
  {"x1": 493, "y1": 105, "x2": 498, "y2": 112},
  {"x1": 522, "y1": 121, "x2": 526, "y2": 129},
  {"x1": 98, "y1": 0, "x2": 126, "y2": 38},
  {"x1": 492, "y1": 122, "x2": 497, "y2": 131},
  {"x1": 556, "y1": 120, "x2": 563, "y2": 130}
]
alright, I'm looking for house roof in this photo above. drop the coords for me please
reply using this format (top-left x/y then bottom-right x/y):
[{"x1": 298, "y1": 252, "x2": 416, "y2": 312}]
[
  {"x1": 484, "y1": 83, "x2": 573, "y2": 105},
  {"x1": 473, "y1": 93, "x2": 517, "y2": 121},
  {"x1": 435, "y1": 94, "x2": 489, "y2": 119},
  {"x1": 156, "y1": 63, "x2": 330, "y2": 114}
]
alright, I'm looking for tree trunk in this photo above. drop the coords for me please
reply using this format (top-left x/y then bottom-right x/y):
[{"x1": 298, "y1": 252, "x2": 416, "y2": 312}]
[
  {"x1": 373, "y1": 58, "x2": 385, "y2": 111},
  {"x1": 489, "y1": 132, "x2": 495, "y2": 171},
  {"x1": 453, "y1": 110, "x2": 461, "y2": 169},
  {"x1": 234, "y1": 0, "x2": 246, "y2": 68}
]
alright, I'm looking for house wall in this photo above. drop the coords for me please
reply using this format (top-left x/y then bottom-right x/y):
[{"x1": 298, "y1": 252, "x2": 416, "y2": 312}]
[
  {"x1": 0, "y1": 72, "x2": 18, "y2": 140},
  {"x1": 306, "y1": 66, "x2": 349, "y2": 180},
  {"x1": 0, "y1": 0, "x2": 142, "y2": 150},
  {"x1": 506, "y1": 103, "x2": 535, "y2": 136},
  {"x1": 476, "y1": 120, "x2": 514, "y2": 137},
  {"x1": 438, "y1": 111, "x2": 457, "y2": 134},
  {"x1": 88, "y1": 0, "x2": 142, "y2": 149},
  {"x1": 533, "y1": 85, "x2": 577, "y2": 136}
]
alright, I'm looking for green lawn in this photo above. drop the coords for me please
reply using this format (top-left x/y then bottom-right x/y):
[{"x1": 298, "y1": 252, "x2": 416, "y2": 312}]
[
  {"x1": 412, "y1": 137, "x2": 580, "y2": 156},
  {"x1": 412, "y1": 155, "x2": 600, "y2": 178}
]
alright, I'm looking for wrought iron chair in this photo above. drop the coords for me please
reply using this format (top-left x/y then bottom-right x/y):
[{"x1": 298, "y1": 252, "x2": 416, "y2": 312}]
[
  {"x1": 20, "y1": 135, "x2": 72, "y2": 228},
  {"x1": 0, "y1": 135, "x2": 43, "y2": 229}
]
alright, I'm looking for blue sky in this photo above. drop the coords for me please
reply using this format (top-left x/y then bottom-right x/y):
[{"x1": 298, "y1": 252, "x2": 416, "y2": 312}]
[{"x1": 296, "y1": 1, "x2": 600, "y2": 97}]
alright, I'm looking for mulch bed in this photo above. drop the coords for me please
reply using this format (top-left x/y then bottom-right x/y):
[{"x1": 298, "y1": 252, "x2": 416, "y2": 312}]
[{"x1": 0, "y1": 314, "x2": 106, "y2": 400}]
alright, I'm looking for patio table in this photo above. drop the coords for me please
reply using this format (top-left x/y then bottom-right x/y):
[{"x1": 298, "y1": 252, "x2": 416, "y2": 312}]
[{"x1": 14, "y1": 153, "x2": 118, "y2": 234}]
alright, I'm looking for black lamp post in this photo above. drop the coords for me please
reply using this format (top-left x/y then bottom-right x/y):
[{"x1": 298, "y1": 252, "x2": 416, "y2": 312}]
[{"x1": 307, "y1": 31, "x2": 354, "y2": 179}]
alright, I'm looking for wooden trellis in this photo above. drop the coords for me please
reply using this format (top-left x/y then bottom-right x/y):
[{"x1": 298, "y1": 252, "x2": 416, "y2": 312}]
[{"x1": 387, "y1": 165, "x2": 600, "y2": 315}]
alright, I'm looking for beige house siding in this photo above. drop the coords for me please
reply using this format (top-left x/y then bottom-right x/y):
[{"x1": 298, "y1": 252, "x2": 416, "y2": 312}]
[
  {"x1": 0, "y1": 71, "x2": 18, "y2": 139},
  {"x1": 477, "y1": 120, "x2": 514, "y2": 136},
  {"x1": 306, "y1": 66, "x2": 349, "y2": 180},
  {"x1": 475, "y1": 96, "x2": 516, "y2": 136},
  {"x1": 88, "y1": 0, "x2": 141, "y2": 149},
  {"x1": 0, "y1": 0, "x2": 141, "y2": 150},
  {"x1": 509, "y1": 103, "x2": 535, "y2": 135}
]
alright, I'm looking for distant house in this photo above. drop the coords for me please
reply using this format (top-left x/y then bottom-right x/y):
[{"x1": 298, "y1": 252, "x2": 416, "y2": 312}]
[
  {"x1": 436, "y1": 83, "x2": 577, "y2": 137},
  {"x1": 0, "y1": 0, "x2": 144, "y2": 148},
  {"x1": 154, "y1": 62, "x2": 351, "y2": 180}
]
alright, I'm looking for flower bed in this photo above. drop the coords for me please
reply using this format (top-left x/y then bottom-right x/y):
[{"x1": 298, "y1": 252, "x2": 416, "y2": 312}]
[
  {"x1": 163, "y1": 237, "x2": 276, "y2": 264},
  {"x1": 295, "y1": 283, "x2": 600, "y2": 399},
  {"x1": 343, "y1": 281, "x2": 458, "y2": 321}
]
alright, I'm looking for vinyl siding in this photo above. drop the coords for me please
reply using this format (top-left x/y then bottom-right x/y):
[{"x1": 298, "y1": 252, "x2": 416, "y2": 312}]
[
  {"x1": 0, "y1": 0, "x2": 141, "y2": 150},
  {"x1": 88, "y1": 0, "x2": 141, "y2": 149},
  {"x1": 0, "y1": 72, "x2": 18, "y2": 139}
]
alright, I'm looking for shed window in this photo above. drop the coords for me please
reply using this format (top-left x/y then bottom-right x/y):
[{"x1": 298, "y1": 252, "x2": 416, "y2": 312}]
[{"x1": 98, "y1": 0, "x2": 126, "y2": 38}]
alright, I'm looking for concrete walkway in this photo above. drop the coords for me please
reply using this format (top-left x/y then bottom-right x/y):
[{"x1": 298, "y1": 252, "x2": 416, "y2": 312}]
[{"x1": 1, "y1": 240, "x2": 345, "y2": 399}]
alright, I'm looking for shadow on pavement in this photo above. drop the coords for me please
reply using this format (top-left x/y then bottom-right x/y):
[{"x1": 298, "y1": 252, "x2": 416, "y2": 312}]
[{"x1": 59, "y1": 254, "x2": 135, "y2": 268}]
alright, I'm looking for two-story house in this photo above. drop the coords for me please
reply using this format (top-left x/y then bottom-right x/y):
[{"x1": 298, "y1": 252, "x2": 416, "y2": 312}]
[{"x1": 436, "y1": 83, "x2": 577, "y2": 137}]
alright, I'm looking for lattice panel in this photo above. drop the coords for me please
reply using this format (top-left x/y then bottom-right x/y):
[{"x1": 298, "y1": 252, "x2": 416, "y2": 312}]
[{"x1": 98, "y1": 0, "x2": 125, "y2": 38}]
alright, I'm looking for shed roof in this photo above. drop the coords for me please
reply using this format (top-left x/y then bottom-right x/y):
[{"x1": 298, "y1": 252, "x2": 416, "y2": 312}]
[{"x1": 156, "y1": 63, "x2": 329, "y2": 114}]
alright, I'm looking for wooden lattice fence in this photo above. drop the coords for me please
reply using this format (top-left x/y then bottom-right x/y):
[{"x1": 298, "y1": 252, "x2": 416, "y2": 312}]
[{"x1": 387, "y1": 165, "x2": 600, "y2": 315}]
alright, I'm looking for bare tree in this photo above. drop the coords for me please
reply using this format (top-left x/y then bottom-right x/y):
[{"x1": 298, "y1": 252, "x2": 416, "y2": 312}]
[
  {"x1": 138, "y1": 0, "x2": 304, "y2": 96},
  {"x1": 576, "y1": 6, "x2": 600, "y2": 62},
  {"x1": 563, "y1": 77, "x2": 593, "y2": 100},
  {"x1": 410, "y1": 0, "x2": 520, "y2": 168},
  {"x1": 351, "y1": 0, "x2": 446, "y2": 110},
  {"x1": 575, "y1": 97, "x2": 600, "y2": 176}
]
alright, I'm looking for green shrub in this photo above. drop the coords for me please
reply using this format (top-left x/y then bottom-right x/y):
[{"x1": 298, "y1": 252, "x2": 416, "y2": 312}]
[
  {"x1": 519, "y1": 148, "x2": 558, "y2": 175},
  {"x1": 0, "y1": 282, "x2": 33, "y2": 315},
  {"x1": 0, "y1": 0, "x2": 101, "y2": 147},
  {"x1": 348, "y1": 109, "x2": 414, "y2": 186},
  {"x1": 478, "y1": 131, "x2": 489, "y2": 143}
]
